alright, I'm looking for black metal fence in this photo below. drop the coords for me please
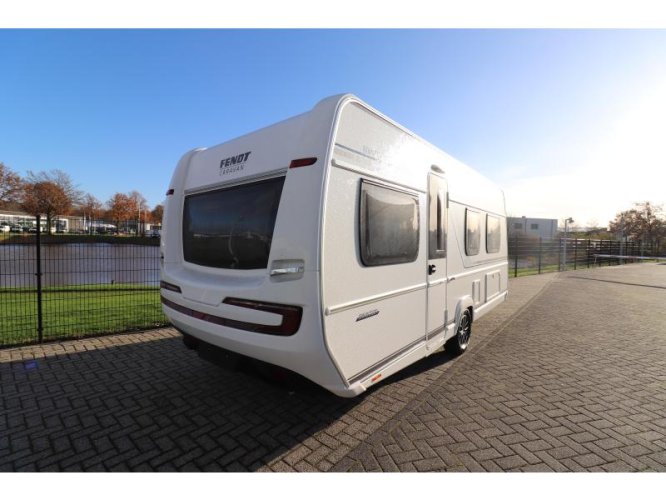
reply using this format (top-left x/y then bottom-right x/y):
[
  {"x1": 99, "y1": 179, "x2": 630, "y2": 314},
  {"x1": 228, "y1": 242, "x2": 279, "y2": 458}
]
[
  {"x1": 1, "y1": 223, "x2": 660, "y2": 348},
  {"x1": 0, "y1": 219, "x2": 167, "y2": 347},
  {"x1": 508, "y1": 235, "x2": 658, "y2": 278}
]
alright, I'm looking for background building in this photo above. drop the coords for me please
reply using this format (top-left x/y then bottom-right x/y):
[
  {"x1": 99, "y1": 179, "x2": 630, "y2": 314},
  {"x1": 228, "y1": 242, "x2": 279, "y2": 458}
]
[{"x1": 508, "y1": 216, "x2": 559, "y2": 239}]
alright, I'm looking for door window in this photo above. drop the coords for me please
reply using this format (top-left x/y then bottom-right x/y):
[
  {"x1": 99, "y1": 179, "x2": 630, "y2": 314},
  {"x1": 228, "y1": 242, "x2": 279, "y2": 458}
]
[{"x1": 428, "y1": 174, "x2": 447, "y2": 259}]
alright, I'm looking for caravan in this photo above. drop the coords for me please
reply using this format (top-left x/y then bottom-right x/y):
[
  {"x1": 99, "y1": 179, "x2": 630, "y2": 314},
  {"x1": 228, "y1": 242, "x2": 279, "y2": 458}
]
[{"x1": 161, "y1": 94, "x2": 508, "y2": 397}]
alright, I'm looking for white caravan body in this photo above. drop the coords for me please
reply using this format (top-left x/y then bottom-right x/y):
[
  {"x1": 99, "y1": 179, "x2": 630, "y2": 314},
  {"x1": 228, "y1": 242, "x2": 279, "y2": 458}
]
[{"x1": 161, "y1": 94, "x2": 508, "y2": 397}]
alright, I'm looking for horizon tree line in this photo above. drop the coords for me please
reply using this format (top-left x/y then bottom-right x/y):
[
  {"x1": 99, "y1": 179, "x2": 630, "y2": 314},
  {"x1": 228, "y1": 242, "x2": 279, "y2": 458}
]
[
  {"x1": 0, "y1": 161, "x2": 163, "y2": 235},
  {"x1": 2, "y1": 160, "x2": 664, "y2": 247}
]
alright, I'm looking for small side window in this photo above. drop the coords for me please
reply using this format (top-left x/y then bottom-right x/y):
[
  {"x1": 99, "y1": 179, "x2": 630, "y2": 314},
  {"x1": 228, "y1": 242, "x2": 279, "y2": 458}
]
[
  {"x1": 465, "y1": 209, "x2": 480, "y2": 256},
  {"x1": 360, "y1": 181, "x2": 419, "y2": 266},
  {"x1": 428, "y1": 174, "x2": 447, "y2": 259},
  {"x1": 486, "y1": 215, "x2": 501, "y2": 254}
]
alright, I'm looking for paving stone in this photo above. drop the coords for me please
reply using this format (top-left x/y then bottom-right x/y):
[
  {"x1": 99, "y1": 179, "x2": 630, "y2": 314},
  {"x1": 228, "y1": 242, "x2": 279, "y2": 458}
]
[
  {"x1": 595, "y1": 437, "x2": 624, "y2": 451},
  {"x1": 523, "y1": 439, "x2": 552, "y2": 452},
  {"x1": 573, "y1": 453, "x2": 607, "y2": 468},
  {"x1": 494, "y1": 454, "x2": 527, "y2": 470},
  {"x1": 620, "y1": 444, "x2": 653, "y2": 458},
  {"x1": 3, "y1": 268, "x2": 666, "y2": 472},
  {"x1": 413, "y1": 457, "x2": 446, "y2": 472}
]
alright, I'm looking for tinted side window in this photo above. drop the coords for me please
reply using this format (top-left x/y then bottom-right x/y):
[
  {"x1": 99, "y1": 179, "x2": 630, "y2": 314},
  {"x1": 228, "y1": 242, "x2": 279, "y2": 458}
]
[
  {"x1": 486, "y1": 214, "x2": 501, "y2": 253},
  {"x1": 183, "y1": 176, "x2": 285, "y2": 269},
  {"x1": 465, "y1": 209, "x2": 481, "y2": 256},
  {"x1": 360, "y1": 181, "x2": 419, "y2": 266},
  {"x1": 428, "y1": 174, "x2": 447, "y2": 259}
]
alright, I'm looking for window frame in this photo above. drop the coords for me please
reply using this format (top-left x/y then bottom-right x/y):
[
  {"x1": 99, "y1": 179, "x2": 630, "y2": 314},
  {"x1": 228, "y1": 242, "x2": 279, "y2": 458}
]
[
  {"x1": 428, "y1": 174, "x2": 447, "y2": 260},
  {"x1": 359, "y1": 179, "x2": 420, "y2": 267},
  {"x1": 182, "y1": 176, "x2": 285, "y2": 270},
  {"x1": 486, "y1": 214, "x2": 501, "y2": 254},
  {"x1": 465, "y1": 209, "x2": 481, "y2": 256}
]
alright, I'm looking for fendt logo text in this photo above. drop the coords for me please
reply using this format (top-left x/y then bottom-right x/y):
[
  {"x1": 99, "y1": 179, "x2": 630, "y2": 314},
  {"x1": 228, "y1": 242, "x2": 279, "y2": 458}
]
[{"x1": 219, "y1": 151, "x2": 251, "y2": 176}]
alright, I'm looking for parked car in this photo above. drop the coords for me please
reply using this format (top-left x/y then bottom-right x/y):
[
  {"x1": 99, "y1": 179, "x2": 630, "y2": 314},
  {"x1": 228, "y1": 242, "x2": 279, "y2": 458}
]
[{"x1": 0, "y1": 224, "x2": 10, "y2": 233}]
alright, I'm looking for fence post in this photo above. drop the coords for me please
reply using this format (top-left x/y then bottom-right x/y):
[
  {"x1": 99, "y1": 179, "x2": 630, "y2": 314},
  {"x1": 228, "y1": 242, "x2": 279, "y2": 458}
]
[
  {"x1": 35, "y1": 215, "x2": 44, "y2": 343},
  {"x1": 513, "y1": 234, "x2": 518, "y2": 278},
  {"x1": 558, "y1": 237, "x2": 562, "y2": 271},
  {"x1": 538, "y1": 237, "x2": 542, "y2": 274},
  {"x1": 574, "y1": 238, "x2": 578, "y2": 270},
  {"x1": 587, "y1": 239, "x2": 591, "y2": 268}
]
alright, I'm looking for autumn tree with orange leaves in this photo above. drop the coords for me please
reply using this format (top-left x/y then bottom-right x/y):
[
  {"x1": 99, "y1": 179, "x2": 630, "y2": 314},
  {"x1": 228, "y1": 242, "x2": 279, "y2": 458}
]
[
  {"x1": 150, "y1": 204, "x2": 164, "y2": 224},
  {"x1": 107, "y1": 193, "x2": 138, "y2": 231},
  {"x1": 21, "y1": 181, "x2": 72, "y2": 234}
]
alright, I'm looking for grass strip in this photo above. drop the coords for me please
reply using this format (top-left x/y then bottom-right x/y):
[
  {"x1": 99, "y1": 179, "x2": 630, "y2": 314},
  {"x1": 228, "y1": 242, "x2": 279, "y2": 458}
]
[{"x1": 0, "y1": 287, "x2": 168, "y2": 346}]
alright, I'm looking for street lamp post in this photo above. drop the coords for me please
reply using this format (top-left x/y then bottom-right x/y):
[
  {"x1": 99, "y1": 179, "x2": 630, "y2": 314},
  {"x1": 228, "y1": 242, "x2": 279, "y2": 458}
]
[
  {"x1": 618, "y1": 214, "x2": 627, "y2": 257},
  {"x1": 562, "y1": 217, "x2": 574, "y2": 271}
]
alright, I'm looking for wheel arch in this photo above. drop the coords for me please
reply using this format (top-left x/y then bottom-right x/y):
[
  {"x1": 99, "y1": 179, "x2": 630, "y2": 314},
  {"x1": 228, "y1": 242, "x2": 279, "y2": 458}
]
[{"x1": 454, "y1": 295, "x2": 474, "y2": 331}]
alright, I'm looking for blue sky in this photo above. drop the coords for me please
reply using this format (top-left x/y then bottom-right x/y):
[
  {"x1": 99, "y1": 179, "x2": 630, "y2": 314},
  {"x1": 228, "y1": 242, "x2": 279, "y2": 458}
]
[{"x1": 1, "y1": 29, "x2": 665, "y2": 226}]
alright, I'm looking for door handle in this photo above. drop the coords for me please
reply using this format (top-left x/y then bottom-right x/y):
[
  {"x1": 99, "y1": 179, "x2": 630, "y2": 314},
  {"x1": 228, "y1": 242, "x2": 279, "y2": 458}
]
[{"x1": 428, "y1": 264, "x2": 437, "y2": 275}]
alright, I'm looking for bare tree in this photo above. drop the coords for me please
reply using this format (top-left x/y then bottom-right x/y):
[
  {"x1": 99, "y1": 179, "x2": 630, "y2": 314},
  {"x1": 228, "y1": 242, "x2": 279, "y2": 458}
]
[
  {"x1": 0, "y1": 162, "x2": 23, "y2": 209},
  {"x1": 609, "y1": 201, "x2": 665, "y2": 252},
  {"x1": 80, "y1": 193, "x2": 103, "y2": 233},
  {"x1": 128, "y1": 190, "x2": 148, "y2": 235},
  {"x1": 26, "y1": 169, "x2": 83, "y2": 206},
  {"x1": 585, "y1": 219, "x2": 600, "y2": 230}
]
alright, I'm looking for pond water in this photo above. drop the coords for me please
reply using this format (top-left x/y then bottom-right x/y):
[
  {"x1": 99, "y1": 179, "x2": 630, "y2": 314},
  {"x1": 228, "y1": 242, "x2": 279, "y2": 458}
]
[{"x1": 0, "y1": 244, "x2": 160, "y2": 288}]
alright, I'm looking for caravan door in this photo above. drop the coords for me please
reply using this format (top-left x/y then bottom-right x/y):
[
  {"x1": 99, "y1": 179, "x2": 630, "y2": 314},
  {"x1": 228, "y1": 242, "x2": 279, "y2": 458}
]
[{"x1": 426, "y1": 172, "x2": 448, "y2": 340}]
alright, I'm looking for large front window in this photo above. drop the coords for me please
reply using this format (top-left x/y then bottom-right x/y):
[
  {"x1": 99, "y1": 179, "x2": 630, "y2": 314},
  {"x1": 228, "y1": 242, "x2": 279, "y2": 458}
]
[{"x1": 183, "y1": 176, "x2": 285, "y2": 269}]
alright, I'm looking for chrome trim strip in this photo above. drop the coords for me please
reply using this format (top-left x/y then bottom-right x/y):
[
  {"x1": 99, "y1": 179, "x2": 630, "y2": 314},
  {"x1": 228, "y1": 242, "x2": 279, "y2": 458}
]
[
  {"x1": 427, "y1": 324, "x2": 446, "y2": 338},
  {"x1": 325, "y1": 282, "x2": 427, "y2": 315},
  {"x1": 428, "y1": 277, "x2": 447, "y2": 287},
  {"x1": 269, "y1": 266, "x2": 304, "y2": 276},
  {"x1": 348, "y1": 336, "x2": 424, "y2": 385}
]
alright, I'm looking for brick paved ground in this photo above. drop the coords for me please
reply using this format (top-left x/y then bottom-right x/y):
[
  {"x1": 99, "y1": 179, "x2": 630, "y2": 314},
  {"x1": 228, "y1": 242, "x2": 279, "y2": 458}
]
[
  {"x1": 332, "y1": 264, "x2": 666, "y2": 471},
  {"x1": 1, "y1": 264, "x2": 664, "y2": 471}
]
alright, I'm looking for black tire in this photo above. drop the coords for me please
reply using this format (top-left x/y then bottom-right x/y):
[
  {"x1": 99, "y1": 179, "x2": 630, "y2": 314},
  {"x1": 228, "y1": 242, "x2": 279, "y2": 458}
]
[
  {"x1": 446, "y1": 309, "x2": 472, "y2": 356},
  {"x1": 182, "y1": 332, "x2": 199, "y2": 350}
]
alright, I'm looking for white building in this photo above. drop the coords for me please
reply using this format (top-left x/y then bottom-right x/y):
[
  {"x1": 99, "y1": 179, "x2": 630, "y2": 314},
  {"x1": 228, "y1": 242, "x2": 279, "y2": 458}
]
[
  {"x1": 508, "y1": 216, "x2": 559, "y2": 239},
  {"x1": 0, "y1": 210, "x2": 86, "y2": 233}
]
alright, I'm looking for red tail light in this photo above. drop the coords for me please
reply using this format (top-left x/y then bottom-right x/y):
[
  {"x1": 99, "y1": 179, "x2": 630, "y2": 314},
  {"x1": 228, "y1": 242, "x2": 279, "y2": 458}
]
[
  {"x1": 161, "y1": 296, "x2": 302, "y2": 337},
  {"x1": 223, "y1": 297, "x2": 302, "y2": 336},
  {"x1": 289, "y1": 157, "x2": 317, "y2": 169}
]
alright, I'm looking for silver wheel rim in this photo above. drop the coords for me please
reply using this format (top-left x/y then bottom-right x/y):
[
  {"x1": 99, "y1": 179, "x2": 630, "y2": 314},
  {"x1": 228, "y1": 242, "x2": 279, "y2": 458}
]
[{"x1": 458, "y1": 313, "x2": 471, "y2": 348}]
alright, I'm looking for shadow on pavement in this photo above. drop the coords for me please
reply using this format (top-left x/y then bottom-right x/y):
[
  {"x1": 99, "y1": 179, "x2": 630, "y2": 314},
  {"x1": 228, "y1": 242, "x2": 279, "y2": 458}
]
[{"x1": 0, "y1": 333, "x2": 457, "y2": 472}]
